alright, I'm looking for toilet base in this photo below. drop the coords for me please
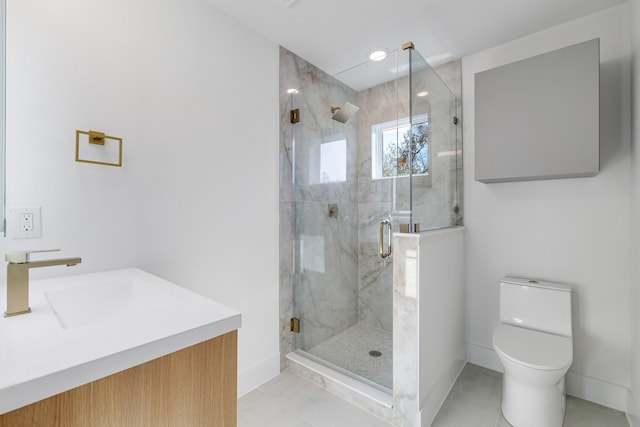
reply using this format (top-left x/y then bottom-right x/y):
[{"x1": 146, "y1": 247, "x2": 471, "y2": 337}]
[{"x1": 501, "y1": 372, "x2": 566, "y2": 427}]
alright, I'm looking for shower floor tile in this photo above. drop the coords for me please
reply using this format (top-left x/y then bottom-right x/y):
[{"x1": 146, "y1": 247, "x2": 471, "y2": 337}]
[{"x1": 307, "y1": 323, "x2": 392, "y2": 390}]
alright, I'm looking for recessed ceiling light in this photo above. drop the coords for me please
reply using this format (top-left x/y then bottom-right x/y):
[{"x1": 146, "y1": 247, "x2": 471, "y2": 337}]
[
  {"x1": 369, "y1": 50, "x2": 387, "y2": 61},
  {"x1": 287, "y1": 88, "x2": 299, "y2": 94},
  {"x1": 417, "y1": 91, "x2": 429, "y2": 97}
]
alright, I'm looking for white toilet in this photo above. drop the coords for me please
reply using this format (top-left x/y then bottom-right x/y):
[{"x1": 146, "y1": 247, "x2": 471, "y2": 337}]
[{"x1": 493, "y1": 277, "x2": 573, "y2": 427}]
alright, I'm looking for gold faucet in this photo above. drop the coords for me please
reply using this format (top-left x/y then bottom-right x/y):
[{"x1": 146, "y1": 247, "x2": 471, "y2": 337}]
[{"x1": 4, "y1": 249, "x2": 82, "y2": 317}]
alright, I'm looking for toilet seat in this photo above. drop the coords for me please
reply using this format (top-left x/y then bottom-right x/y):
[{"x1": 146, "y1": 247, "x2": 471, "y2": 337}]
[{"x1": 493, "y1": 324, "x2": 572, "y2": 371}]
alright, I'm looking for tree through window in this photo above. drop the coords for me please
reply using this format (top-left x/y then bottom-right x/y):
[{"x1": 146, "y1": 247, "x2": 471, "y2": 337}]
[{"x1": 373, "y1": 115, "x2": 429, "y2": 179}]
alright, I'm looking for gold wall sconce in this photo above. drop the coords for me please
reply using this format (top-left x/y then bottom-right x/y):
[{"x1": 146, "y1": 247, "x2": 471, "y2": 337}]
[{"x1": 75, "y1": 130, "x2": 123, "y2": 167}]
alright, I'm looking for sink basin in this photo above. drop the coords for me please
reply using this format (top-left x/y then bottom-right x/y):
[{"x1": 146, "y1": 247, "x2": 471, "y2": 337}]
[
  {"x1": 0, "y1": 268, "x2": 241, "y2": 415},
  {"x1": 44, "y1": 277, "x2": 175, "y2": 329}
]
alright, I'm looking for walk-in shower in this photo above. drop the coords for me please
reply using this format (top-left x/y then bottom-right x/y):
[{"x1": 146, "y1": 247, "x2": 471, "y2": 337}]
[{"x1": 279, "y1": 42, "x2": 462, "y2": 402}]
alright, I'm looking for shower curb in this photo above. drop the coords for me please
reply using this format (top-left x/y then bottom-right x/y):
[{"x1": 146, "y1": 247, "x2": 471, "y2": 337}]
[{"x1": 286, "y1": 351, "x2": 393, "y2": 423}]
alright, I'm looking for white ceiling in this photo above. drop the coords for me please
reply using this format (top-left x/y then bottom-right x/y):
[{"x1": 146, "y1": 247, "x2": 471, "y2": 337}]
[{"x1": 205, "y1": 0, "x2": 627, "y2": 77}]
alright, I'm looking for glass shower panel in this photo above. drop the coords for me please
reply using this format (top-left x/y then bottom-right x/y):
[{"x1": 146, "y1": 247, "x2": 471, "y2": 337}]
[{"x1": 408, "y1": 48, "x2": 460, "y2": 230}]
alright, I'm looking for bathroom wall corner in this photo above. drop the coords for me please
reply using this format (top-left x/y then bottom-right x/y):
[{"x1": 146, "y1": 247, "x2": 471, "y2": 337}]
[
  {"x1": 629, "y1": 0, "x2": 640, "y2": 423},
  {"x1": 237, "y1": 353, "x2": 281, "y2": 398},
  {"x1": 465, "y1": 342, "x2": 503, "y2": 373},
  {"x1": 627, "y1": 388, "x2": 640, "y2": 427}
]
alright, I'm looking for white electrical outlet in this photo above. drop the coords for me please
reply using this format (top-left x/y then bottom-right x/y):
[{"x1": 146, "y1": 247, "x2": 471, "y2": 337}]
[
  {"x1": 20, "y1": 212, "x2": 34, "y2": 232},
  {"x1": 9, "y1": 207, "x2": 42, "y2": 239}
]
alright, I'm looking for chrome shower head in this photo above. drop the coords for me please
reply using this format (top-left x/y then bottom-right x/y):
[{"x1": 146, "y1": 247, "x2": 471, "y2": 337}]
[{"x1": 331, "y1": 102, "x2": 359, "y2": 123}]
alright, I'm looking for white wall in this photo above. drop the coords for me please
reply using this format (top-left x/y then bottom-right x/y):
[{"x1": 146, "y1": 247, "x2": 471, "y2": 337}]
[
  {"x1": 4, "y1": 0, "x2": 143, "y2": 279},
  {"x1": 5, "y1": 0, "x2": 280, "y2": 396},
  {"x1": 418, "y1": 228, "x2": 465, "y2": 426},
  {"x1": 392, "y1": 228, "x2": 466, "y2": 426},
  {"x1": 630, "y1": 0, "x2": 640, "y2": 424},
  {"x1": 462, "y1": 4, "x2": 632, "y2": 411},
  {"x1": 131, "y1": 0, "x2": 280, "y2": 395}
]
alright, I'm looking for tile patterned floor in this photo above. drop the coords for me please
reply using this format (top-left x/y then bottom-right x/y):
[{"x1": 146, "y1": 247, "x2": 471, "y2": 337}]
[
  {"x1": 239, "y1": 363, "x2": 630, "y2": 427},
  {"x1": 307, "y1": 323, "x2": 392, "y2": 390}
]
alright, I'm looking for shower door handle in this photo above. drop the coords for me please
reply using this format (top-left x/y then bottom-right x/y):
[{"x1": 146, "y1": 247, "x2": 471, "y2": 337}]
[{"x1": 379, "y1": 219, "x2": 392, "y2": 259}]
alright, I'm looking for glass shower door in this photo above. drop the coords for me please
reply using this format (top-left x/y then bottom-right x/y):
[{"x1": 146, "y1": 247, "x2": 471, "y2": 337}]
[
  {"x1": 289, "y1": 59, "x2": 397, "y2": 391},
  {"x1": 289, "y1": 77, "x2": 358, "y2": 351}
]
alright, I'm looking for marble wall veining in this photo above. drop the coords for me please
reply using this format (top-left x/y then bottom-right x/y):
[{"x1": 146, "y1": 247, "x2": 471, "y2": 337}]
[{"x1": 355, "y1": 77, "x2": 399, "y2": 332}]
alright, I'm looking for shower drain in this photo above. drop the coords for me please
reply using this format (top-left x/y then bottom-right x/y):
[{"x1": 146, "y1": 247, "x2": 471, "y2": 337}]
[{"x1": 368, "y1": 350, "x2": 382, "y2": 358}]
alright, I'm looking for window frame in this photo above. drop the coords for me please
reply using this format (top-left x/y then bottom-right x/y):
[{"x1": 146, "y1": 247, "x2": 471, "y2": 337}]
[{"x1": 371, "y1": 113, "x2": 430, "y2": 181}]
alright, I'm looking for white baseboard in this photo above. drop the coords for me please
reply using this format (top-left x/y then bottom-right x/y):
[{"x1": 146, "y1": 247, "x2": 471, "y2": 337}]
[
  {"x1": 466, "y1": 342, "x2": 629, "y2": 412},
  {"x1": 420, "y1": 354, "x2": 466, "y2": 427},
  {"x1": 628, "y1": 389, "x2": 640, "y2": 427},
  {"x1": 237, "y1": 352, "x2": 281, "y2": 397},
  {"x1": 565, "y1": 371, "x2": 627, "y2": 412},
  {"x1": 465, "y1": 342, "x2": 503, "y2": 372}
]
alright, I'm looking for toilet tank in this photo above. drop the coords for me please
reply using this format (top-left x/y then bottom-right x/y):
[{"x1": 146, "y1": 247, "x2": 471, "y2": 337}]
[{"x1": 499, "y1": 277, "x2": 572, "y2": 337}]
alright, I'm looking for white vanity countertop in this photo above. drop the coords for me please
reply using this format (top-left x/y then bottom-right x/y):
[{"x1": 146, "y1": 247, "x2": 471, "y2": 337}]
[{"x1": 0, "y1": 268, "x2": 241, "y2": 415}]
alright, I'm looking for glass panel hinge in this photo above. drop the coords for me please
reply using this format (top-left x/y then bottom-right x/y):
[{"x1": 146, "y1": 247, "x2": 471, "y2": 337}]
[
  {"x1": 290, "y1": 317, "x2": 300, "y2": 333},
  {"x1": 290, "y1": 109, "x2": 300, "y2": 124}
]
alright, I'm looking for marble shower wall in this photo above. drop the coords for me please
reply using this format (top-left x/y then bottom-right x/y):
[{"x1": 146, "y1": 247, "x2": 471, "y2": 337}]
[
  {"x1": 279, "y1": 46, "x2": 463, "y2": 369},
  {"x1": 354, "y1": 77, "x2": 399, "y2": 332}
]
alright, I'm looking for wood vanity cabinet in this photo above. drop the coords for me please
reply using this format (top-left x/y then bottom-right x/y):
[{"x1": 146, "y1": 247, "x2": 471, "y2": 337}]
[{"x1": 0, "y1": 330, "x2": 237, "y2": 427}]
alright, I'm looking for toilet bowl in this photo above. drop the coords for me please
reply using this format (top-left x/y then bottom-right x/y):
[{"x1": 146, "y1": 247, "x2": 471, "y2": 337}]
[{"x1": 493, "y1": 277, "x2": 573, "y2": 427}]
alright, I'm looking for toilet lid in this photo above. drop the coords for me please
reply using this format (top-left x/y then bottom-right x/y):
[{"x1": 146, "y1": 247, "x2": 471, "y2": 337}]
[{"x1": 493, "y1": 324, "x2": 572, "y2": 371}]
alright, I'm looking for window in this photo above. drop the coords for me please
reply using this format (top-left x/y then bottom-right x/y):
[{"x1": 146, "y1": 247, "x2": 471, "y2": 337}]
[
  {"x1": 371, "y1": 114, "x2": 429, "y2": 180},
  {"x1": 309, "y1": 139, "x2": 347, "y2": 184}
]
